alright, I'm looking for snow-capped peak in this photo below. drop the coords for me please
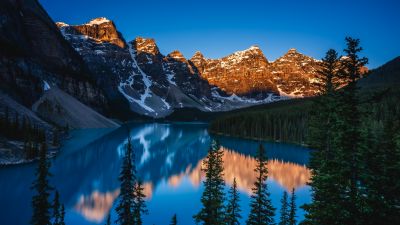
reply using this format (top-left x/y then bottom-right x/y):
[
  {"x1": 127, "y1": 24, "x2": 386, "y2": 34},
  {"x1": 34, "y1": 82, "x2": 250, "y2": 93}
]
[
  {"x1": 55, "y1": 22, "x2": 69, "y2": 28},
  {"x1": 87, "y1": 17, "x2": 111, "y2": 26}
]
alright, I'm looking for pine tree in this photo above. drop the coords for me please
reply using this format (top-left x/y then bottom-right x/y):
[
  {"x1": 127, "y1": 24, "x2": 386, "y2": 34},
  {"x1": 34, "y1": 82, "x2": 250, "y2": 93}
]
[
  {"x1": 334, "y1": 37, "x2": 368, "y2": 225},
  {"x1": 170, "y1": 214, "x2": 177, "y2": 225},
  {"x1": 226, "y1": 178, "x2": 241, "y2": 225},
  {"x1": 115, "y1": 136, "x2": 136, "y2": 225},
  {"x1": 193, "y1": 140, "x2": 225, "y2": 225},
  {"x1": 133, "y1": 180, "x2": 148, "y2": 225},
  {"x1": 279, "y1": 191, "x2": 289, "y2": 225},
  {"x1": 302, "y1": 46, "x2": 361, "y2": 225},
  {"x1": 288, "y1": 189, "x2": 296, "y2": 225},
  {"x1": 30, "y1": 142, "x2": 52, "y2": 225},
  {"x1": 53, "y1": 191, "x2": 61, "y2": 225},
  {"x1": 246, "y1": 144, "x2": 275, "y2": 225}
]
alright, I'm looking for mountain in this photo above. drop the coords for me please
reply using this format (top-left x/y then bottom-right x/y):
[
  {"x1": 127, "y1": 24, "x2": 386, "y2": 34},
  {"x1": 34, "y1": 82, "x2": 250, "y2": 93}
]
[
  {"x1": 57, "y1": 17, "x2": 323, "y2": 118},
  {"x1": 271, "y1": 48, "x2": 321, "y2": 97},
  {"x1": 0, "y1": 0, "x2": 119, "y2": 162},
  {"x1": 0, "y1": 0, "x2": 107, "y2": 111},
  {"x1": 358, "y1": 56, "x2": 400, "y2": 88}
]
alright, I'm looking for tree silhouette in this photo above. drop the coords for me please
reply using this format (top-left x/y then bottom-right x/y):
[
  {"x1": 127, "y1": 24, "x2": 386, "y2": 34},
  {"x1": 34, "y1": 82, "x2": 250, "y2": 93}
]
[
  {"x1": 30, "y1": 142, "x2": 52, "y2": 225},
  {"x1": 226, "y1": 177, "x2": 241, "y2": 225},
  {"x1": 170, "y1": 214, "x2": 177, "y2": 225},
  {"x1": 115, "y1": 136, "x2": 136, "y2": 225},
  {"x1": 246, "y1": 144, "x2": 275, "y2": 225},
  {"x1": 194, "y1": 140, "x2": 225, "y2": 225},
  {"x1": 279, "y1": 191, "x2": 289, "y2": 225}
]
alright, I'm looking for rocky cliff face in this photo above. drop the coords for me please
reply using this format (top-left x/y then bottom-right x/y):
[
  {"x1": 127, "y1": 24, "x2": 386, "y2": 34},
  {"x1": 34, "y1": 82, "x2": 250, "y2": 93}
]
[{"x1": 0, "y1": 0, "x2": 107, "y2": 111}]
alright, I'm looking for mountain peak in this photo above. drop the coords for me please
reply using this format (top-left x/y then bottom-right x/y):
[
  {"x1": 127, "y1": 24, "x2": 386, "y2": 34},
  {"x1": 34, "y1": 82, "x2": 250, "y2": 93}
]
[
  {"x1": 168, "y1": 50, "x2": 185, "y2": 59},
  {"x1": 133, "y1": 37, "x2": 160, "y2": 55},
  {"x1": 57, "y1": 17, "x2": 126, "y2": 48},
  {"x1": 56, "y1": 22, "x2": 69, "y2": 28},
  {"x1": 87, "y1": 17, "x2": 111, "y2": 26},
  {"x1": 191, "y1": 51, "x2": 205, "y2": 60}
]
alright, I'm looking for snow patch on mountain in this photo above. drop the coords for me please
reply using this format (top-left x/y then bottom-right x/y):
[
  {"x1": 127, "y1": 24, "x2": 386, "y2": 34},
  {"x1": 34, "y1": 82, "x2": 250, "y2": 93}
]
[{"x1": 87, "y1": 17, "x2": 111, "y2": 25}]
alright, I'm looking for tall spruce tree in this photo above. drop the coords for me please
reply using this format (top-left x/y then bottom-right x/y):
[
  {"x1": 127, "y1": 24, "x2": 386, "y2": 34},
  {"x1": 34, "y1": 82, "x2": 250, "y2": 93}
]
[
  {"x1": 225, "y1": 177, "x2": 241, "y2": 225},
  {"x1": 193, "y1": 140, "x2": 225, "y2": 225},
  {"x1": 334, "y1": 37, "x2": 368, "y2": 225},
  {"x1": 279, "y1": 191, "x2": 289, "y2": 225},
  {"x1": 303, "y1": 48, "x2": 349, "y2": 225},
  {"x1": 115, "y1": 136, "x2": 136, "y2": 225},
  {"x1": 170, "y1": 214, "x2": 177, "y2": 225},
  {"x1": 30, "y1": 142, "x2": 52, "y2": 225},
  {"x1": 246, "y1": 144, "x2": 275, "y2": 225},
  {"x1": 133, "y1": 180, "x2": 148, "y2": 225},
  {"x1": 288, "y1": 189, "x2": 296, "y2": 225}
]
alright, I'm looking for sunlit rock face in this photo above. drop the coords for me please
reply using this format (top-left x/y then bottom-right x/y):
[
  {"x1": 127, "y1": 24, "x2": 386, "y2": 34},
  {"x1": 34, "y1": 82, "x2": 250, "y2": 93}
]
[
  {"x1": 59, "y1": 18, "x2": 126, "y2": 48},
  {"x1": 167, "y1": 147, "x2": 311, "y2": 193},
  {"x1": 271, "y1": 48, "x2": 321, "y2": 97},
  {"x1": 190, "y1": 46, "x2": 279, "y2": 99}
]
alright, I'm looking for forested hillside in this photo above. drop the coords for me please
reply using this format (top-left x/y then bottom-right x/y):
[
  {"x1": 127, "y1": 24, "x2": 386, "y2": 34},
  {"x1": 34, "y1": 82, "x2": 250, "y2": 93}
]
[{"x1": 209, "y1": 99, "x2": 313, "y2": 144}]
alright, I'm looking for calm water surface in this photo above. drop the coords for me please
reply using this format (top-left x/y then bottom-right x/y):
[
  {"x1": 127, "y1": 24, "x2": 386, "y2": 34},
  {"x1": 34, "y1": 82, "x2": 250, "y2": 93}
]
[{"x1": 0, "y1": 122, "x2": 312, "y2": 225}]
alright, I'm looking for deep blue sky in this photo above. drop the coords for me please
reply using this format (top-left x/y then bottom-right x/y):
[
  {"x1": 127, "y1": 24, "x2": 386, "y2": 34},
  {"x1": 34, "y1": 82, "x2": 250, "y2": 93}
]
[{"x1": 41, "y1": 0, "x2": 400, "y2": 68}]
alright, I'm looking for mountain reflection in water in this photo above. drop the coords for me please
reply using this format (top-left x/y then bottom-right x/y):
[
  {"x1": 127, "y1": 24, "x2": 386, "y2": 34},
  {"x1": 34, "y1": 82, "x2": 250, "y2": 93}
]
[{"x1": 0, "y1": 122, "x2": 312, "y2": 225}]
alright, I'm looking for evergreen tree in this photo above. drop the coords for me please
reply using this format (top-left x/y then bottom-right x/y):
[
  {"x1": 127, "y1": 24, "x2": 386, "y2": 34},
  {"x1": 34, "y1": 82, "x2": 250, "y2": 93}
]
[
  {"x1": 30, "y1": 142, "x2": 52, "y2": 225},
  {"x1": 279, "y1": 191, "x2": 289, "y2": 225},
  {"x1": 225, "y1": 178, "x2": 241, "y2": 225},
  {"x1": 170, "y1": 214, "x2": 177, "y2": 225},
  {"x1": 302, "y1": 42, "x2": 367, "y2": 225},
  {"x1": 288, "y1": 189, "x2": 296, "y2": 225},
  {"x1": 133, "y1": 180, "x2": 148, "y2": 225},
  {"x1": 193, "y1": 140, "x2": 225, "y2": 225},
  {"x1": 246, "y1": 144, "x2": 275, "y2": 225},
  {"x1": 115, "y1": 136, "x2": 136, "y2": 225},
  {"x1": 333, "y1": 37, "x2": 368, "y2": 225},
  {"x1": 53, "y1": 191, "x2": 61, "y2": 225}
]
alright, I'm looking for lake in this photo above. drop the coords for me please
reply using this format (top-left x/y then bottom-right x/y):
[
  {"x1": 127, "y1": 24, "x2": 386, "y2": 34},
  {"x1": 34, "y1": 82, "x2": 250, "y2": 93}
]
[{"x1": 0, "y1": 122, "x2": 312, "y2": 225}]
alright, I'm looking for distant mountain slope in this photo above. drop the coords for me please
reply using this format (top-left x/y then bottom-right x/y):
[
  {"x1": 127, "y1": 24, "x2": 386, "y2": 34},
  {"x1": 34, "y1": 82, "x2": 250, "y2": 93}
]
[{"x1": 358, "y1": 56, "x2": 400, "y2": 88}]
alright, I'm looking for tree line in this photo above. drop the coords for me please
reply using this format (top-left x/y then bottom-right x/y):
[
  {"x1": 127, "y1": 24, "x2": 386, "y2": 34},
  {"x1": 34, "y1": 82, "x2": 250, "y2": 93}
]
[
  {"x1": 209, "y1": 100, "x2": 311, "y2": 145},
  {"x1": 0, "y1": 107, "x2": 62, "y2": 159}
]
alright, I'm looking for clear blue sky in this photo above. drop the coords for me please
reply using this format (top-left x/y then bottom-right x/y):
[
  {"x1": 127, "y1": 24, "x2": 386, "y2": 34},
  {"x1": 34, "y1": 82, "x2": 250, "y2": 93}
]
[{"x1": 40, "y1": 0, "x2": 400, "y2": 68}]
